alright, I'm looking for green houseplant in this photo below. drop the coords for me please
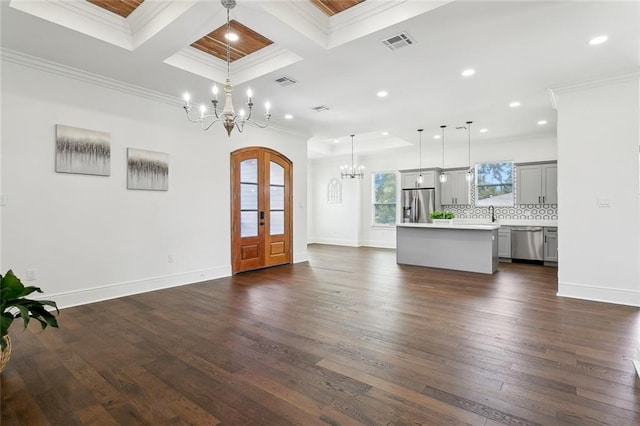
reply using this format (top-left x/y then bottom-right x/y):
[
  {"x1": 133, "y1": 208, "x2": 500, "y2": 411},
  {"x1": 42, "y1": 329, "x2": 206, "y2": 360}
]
[
  {"x1": 1, "y1": 270, "x2": 59, "y2": 372},
  {"x1": 429, "y1": 211, "x2": 455, "y2": 220}
]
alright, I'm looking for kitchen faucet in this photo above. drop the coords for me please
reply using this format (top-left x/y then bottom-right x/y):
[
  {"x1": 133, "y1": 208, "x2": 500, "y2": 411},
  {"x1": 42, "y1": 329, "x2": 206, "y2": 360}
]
[{"x1": 488, "y1": 206, "x2": 496, "y2": 223}]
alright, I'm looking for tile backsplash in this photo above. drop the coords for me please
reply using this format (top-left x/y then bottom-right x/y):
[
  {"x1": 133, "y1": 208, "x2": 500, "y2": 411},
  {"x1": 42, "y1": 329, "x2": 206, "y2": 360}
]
[{"x1": 442, "y1": 166, "x2": 558, "y2": 221}]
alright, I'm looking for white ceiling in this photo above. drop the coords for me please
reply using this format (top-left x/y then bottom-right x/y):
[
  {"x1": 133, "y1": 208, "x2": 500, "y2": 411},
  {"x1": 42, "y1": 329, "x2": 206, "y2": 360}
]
[{"x1": 1, "y1": 0, "x2": 639, "y2": 158}]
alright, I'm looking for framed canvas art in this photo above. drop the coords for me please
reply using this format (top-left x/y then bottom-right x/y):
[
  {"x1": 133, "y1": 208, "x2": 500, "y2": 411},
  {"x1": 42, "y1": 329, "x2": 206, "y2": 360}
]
[
  {"x1": 55, "y1": 125, "x2": 110, "y2": 176},
  {"x1": 127, "y1": 148, "x2": 169, "y2": 191}
]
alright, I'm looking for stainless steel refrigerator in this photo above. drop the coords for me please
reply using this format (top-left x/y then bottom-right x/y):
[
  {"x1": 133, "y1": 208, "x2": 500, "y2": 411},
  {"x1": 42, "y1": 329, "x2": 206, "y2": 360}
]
[{"x1": 401, "y1": 188, "x2": 436, "y2": 223}]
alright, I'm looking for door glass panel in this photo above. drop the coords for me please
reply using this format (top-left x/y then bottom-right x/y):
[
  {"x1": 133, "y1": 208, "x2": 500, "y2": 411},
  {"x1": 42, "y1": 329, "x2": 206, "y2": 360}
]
[
  {"x1": 270, "y1": 186, "x2": 284, "y2": 210},
  {"x1": 270, "y1": 161, "x2": 284, "y2": 186},
  {"x1": 241, "y1": 184, "x2": 258, "y2": 210},
  {"x1": 241, "y1": 159, "x2": 258, "y2": 183},
  {"x1": 270, "y1": 211, "x2": 284, "y2": 235},
  {"x1": 241, "y1": 211, "x2": 258, "y2": 237}
]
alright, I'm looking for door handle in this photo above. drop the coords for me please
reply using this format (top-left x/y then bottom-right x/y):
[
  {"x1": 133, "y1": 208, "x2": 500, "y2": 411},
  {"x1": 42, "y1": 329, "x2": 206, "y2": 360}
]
[
  {"x1": 538, "y1": 196, "x2": 541, "y2": 203},
  {"x1": 259, "y1": 211, "x2": 265, "y2": 226}
]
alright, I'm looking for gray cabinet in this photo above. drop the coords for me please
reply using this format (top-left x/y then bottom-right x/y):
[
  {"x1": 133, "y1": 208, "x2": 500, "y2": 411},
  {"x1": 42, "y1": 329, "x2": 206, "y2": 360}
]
[
  {"x1": 544, "y1": 227, "x2": 558, "y2": 262},
  {"x1": 401, "y1": 170, "x2": 436, "y2": 189},
  {"x1": 516, "y1": 163, "x2": 557, "y2": 204},
  {"x1": 498, "y1": 226, "x2": 511, "y2": 259},
  {"x1": 440, "y1": 170, "x2": 470, "y2": 205}
]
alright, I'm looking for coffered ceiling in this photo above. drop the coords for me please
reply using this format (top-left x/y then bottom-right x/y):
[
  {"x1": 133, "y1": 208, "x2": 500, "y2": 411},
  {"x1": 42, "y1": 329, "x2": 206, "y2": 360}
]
[
  {"x1": 2, "y1": 1, "x2": 639, "y2": 158},
  {"x1": 87, "y1": 0, "x2": 144, "y2": 18}
]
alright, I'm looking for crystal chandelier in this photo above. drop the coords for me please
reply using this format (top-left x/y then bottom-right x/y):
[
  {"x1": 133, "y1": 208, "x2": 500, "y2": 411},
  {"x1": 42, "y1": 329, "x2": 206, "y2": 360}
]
[
  {"x1": 181, "y1": 0, "x2": 271, "y2": 137},
  {"x1": 341, "y1": 134, "x2": 364, "y2": 179}
]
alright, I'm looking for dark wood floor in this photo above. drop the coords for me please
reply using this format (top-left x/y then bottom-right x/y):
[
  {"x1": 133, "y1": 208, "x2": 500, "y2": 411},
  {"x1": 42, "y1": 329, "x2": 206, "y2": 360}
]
[{"x1": 2, "y1": 244, "x2": 639, "y2": 425}]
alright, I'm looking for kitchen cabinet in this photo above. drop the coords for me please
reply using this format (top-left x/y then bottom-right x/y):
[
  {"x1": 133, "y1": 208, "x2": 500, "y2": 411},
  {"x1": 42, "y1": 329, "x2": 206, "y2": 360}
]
[
  {"x1": 498, "y1": 226, "x2": 511, "y2": 259},
  {"x1": 440, "y1": 170, "x2": 470, "y2": 205},
  {"x1": 516, "y1": 163, "x2": 557, "y2": 205},
  {"x1": 544, "y1": 227, "x2": 558, "y2": 262},
  {"x1": 401, "y1": 170, "x2": 436, "y2": 189}
]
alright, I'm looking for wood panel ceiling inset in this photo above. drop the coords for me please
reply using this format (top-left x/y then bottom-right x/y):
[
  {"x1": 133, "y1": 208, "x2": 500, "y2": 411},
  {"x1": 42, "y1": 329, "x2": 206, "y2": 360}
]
[
  {"x1": 87, "y1": 0, "x2": 144, "y2": 18},
  {"x1": 309, "y1": 0, "x2": 365, "y2": 16},
  {"x1": 191, "y1": 20, "x2": 273, "y2": 63}
]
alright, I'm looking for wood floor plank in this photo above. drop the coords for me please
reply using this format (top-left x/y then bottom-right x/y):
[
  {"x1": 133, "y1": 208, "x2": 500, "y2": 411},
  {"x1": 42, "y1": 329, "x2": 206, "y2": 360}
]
[{"x1": 2, "y1": 244, "x2": 639, "y2": 425}]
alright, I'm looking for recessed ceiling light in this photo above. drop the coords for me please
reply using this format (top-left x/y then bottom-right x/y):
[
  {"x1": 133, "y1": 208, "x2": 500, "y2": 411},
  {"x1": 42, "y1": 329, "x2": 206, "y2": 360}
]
[
  {"x1": 537, "y1": 120, "x2": 547, "y2": 125},
  {"x1": 224, "y1": 33, "x2": 239, "y2": 42},
  {"x1": 461, "y1": 69, "x2": 475, "y2": 77},
  {"x1": 333, "y1": 139, "x2": 339, "y2": 143},
  {"x1": 377, "y1": 91, "x2": 388, "y2": 97},
  {"x1": 589, "y1": 35, "x2": 608, "y2": 45},
  {"x1": 382, "y1": 132, "x2": 389, "y2": 136},
  {"x1": 480, "y1": 128, "x2": 488, "y2": 133},
  {"x1": 284, "y1": 114, "x2": 293, "y2": 120},
  {"x1": 509, "y1": 101, "x2": 521, "y2": 108},
  {"x1": 433, "y1": 135, "x2": 441, "y2": 139}
]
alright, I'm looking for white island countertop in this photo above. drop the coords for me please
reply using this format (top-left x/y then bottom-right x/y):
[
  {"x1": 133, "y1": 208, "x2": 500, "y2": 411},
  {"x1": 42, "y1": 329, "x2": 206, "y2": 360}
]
[{"x1": 397, "y1": 222, "x2": 501, "y2": 230}]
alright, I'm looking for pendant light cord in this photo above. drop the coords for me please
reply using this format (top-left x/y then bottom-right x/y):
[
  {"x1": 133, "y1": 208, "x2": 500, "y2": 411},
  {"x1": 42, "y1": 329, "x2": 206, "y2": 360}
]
[
  {"x1": 418, "y1": 129, "x2": 423, "y2": 174},
  {"x1": 350, "y1": 134, "x2": 355, "y2": 173},
  {"x1": 440, "y1": 125, "x2": 446, "y2": 169},
  {"x1": 467, "y1": 121, "x2": 472, "y2": 170}
]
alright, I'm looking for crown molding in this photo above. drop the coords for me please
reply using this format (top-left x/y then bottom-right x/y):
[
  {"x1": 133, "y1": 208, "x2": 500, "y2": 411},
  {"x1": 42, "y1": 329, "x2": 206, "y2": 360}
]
[
  {"x1": 549, "y1": 68, "x2": 640, "y2": 103},
  {"x1": 1, "y1": 48, "x2": 179, "y2": 107}
]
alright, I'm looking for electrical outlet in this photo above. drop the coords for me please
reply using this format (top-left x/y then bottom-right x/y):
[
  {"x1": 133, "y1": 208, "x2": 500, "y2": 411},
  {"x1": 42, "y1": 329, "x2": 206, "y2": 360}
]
[
  {"x1": 168, "y1": 255, "x2": 174, "y2": 264},
  {"x1": 26, "y1": 269, "x2": 37, "y2": 281}
]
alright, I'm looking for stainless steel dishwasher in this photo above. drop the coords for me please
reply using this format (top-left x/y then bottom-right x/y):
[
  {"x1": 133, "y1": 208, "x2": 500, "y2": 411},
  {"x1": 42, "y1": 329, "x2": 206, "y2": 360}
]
[{"x1": 511, "y1": 227, "x2": 544, "y2": 261}]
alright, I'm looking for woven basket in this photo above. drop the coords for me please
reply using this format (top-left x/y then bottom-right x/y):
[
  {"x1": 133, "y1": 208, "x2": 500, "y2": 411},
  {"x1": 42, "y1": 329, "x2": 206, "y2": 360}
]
[{"x1": 0, "y1": 335, "x2": 11, "y2": 373}]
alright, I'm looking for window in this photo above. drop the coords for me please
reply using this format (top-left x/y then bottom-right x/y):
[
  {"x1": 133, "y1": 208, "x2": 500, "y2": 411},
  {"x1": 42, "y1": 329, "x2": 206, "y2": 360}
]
[
  {"x1": 372, "y1": 172, "x2": 397, "y2": 225},
  {"x1": 475, "y1": 161, "x2": 514, "y2": 206}
]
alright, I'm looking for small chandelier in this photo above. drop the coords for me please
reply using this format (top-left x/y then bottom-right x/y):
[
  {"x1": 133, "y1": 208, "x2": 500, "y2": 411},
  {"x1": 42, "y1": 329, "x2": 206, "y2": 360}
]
[
  {"x1": 341, "y1": 134, "x2": 364, "y2": 179},
  {"x1": 439, "y1": 125, "x2": 447, "y2": 183},
  {"x1": 416, "y1": 129, "x2": 424, "y2": 185},
  {"x1": 181, "y1": 0, "x2": 271, "y2": 137},
  {"x1": 465, "y1": 121, "x2": 473, "y2": 181}
]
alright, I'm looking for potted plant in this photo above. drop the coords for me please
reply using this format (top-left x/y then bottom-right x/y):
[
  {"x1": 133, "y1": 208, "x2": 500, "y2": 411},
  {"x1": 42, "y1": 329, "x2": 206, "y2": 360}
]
[
  {"x1": 1, "y1": 270, "x2": 59, "y2": 372},
  {"x1": 429, "y1": 211, "x2": 455, "y2": 224}
]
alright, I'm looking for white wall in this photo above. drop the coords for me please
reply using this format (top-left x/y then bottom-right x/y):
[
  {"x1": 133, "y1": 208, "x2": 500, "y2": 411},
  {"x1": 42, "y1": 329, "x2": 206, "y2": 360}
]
[
  {"x1": 556, "y1": 76, "x2": 640, "y2": 306},
  {"x1": 0, "y1": 52, "x2": 308, "y2": 308},
  {"x1": 309, "y1": 134, "x2": 557, "y2": 248}
]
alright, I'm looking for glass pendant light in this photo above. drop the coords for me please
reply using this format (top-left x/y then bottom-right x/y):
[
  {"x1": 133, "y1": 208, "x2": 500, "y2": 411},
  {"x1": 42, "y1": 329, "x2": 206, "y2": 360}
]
[
  {"x1": 466, "y1": 121, "x2": 473, "y2": 182},
  {"x1": 416, "y1": 129, "x2": 424, "y2": 185},
  {"x1": 439, "y1": 125, "x2": 447, "y2": 183}
]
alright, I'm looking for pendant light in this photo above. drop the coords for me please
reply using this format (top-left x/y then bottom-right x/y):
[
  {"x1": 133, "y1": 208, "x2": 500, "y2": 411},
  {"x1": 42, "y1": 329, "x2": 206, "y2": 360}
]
[
  {"x1": 439, "y1": 125, "x2": 447, "y2": 183},
  {"x1": 340, "y1": 134, "x2": 364, "y2": 179},
  {"x1": 466, "y1": 121, "x2": 473, "y2": 181},
  {"x1": 416, "y1": 129, "x2": 424, "y2": 185}
]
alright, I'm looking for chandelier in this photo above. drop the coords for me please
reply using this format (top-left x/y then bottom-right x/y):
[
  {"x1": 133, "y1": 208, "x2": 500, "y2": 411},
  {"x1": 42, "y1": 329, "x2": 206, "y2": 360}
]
[
  {"x1": 341, "y1": 134, "x2": 364, "y2": 179},
  {"x1": 181, "y1": 0, "x2": 271, "y2": 137}
]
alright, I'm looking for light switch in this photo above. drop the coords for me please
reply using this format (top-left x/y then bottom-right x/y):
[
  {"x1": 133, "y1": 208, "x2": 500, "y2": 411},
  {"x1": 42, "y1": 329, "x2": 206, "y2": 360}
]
[{"x1": 597, "y1": 197, "x2": 612, "y2": 207}]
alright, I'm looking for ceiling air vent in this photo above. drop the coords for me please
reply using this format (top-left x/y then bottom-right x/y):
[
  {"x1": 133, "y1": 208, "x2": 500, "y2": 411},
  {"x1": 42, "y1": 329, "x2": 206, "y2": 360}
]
[
  {"x1": 274, "y1": 76, "x2": 297, "y2": 86},
  {"x1": 382, "y1": 32, "x2": 415, "y2": 51},
  {"x1": 312, "y1": 105, "x2": 331, "y2": 112}
]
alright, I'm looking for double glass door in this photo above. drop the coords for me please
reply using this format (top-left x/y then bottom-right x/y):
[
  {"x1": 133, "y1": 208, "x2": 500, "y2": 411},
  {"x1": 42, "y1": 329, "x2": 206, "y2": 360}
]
[{"x1": 231, "y1": 147, "x2": 292, "y2": 273}]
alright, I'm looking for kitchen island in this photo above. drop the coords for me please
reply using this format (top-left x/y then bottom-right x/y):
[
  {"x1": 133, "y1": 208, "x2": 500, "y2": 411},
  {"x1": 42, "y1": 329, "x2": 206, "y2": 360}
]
[{"x1": 397, "y1": 222, "x2": 500, "y2": 274}]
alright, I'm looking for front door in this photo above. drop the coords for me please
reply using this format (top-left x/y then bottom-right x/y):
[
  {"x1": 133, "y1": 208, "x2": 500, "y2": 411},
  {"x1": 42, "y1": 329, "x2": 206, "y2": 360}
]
[{"x1": 231, "y1": 147, "x2": 292, "y2": 273}]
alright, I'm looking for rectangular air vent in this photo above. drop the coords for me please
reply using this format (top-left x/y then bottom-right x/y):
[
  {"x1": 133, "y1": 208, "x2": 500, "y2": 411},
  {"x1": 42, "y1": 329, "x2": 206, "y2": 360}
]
[
  {"x1": 312, "y1": 105, "x2": 331, "y2": 112},
  {"x1": 274, "y1": 76, "x2": 297, "y2": 86},
  {"x1": 382, "y1": 32, "x2": 415, "y2": 51}
]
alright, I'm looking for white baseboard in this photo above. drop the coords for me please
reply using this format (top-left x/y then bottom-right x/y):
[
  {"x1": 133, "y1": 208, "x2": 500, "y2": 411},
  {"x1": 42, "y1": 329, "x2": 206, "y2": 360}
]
[
  {"x1": 310, "y1": 238, "x2": 360, "y2": 247},
  {"x1": 47, "y1": 266, "x2": 231, "y2": 309},
  {"x1": 362, "y1": 240, "x2": 396, "y2": 249},
  {"x1": 557, "y1": 281, "x2": 640, "y2": 307},
  {"x1": 294, "y1": 251, "x2": 309, "y2": 263}
]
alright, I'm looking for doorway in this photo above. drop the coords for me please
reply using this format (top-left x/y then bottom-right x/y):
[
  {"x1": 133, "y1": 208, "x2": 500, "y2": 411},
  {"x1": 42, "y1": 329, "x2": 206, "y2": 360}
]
[{"x1": 231, "y1": 147, "x2": 292, "y2": 273}]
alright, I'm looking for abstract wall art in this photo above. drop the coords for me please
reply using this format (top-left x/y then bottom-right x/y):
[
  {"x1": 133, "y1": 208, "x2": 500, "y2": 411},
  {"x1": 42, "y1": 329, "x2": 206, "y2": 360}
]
[
  {"x1": 55, "y1": 124, "x2": 111, "y2": 176},
  {"x1": 127, "y1": 148, "x2": 169, "y2": 191}
]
